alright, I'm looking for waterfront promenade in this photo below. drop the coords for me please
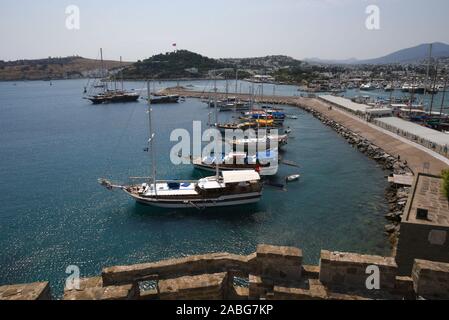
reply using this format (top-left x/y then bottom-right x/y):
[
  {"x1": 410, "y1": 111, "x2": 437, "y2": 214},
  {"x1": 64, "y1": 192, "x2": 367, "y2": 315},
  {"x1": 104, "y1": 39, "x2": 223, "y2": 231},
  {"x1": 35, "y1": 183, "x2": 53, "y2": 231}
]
[{"x1": 163, "y1": 88, "x2": 448, "y2": 175}]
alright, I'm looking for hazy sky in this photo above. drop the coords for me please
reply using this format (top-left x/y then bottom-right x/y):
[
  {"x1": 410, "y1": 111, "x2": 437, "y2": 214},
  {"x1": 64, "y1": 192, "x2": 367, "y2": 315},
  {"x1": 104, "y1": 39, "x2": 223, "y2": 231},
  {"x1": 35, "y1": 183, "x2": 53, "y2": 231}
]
[{"x1": 1, "y1": 0, "x2": 448, "y2": 61}]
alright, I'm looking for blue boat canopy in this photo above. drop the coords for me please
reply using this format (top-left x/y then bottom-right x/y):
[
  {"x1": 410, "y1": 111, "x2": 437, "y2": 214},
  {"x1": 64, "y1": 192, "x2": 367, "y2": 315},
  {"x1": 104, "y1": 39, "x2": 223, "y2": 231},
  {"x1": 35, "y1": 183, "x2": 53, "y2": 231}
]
[{"x1": 256, "y1": 149, "x2": 278, "y2": 160}]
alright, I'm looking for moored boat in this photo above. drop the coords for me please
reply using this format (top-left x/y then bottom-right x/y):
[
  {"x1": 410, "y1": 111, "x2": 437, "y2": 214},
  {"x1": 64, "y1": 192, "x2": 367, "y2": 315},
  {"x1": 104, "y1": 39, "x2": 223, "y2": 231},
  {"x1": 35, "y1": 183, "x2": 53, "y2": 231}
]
[
  {"x1": 87, "y1": 90, "x2": 140, "y2": 104},
  {"x1": 99, "y1": 80, "x2": 264, "y2": 209},
  {"x1": 192, "y1": 150, "x2": 279, "y2": 176},
  {"x1": 120, "y1": 170, "x2": 263, "y2": 208},
  {"x1": 84, "y1": 49, "x2": 140, "y2": 104},
  {"x1": 147, "y1": 94, "x2": 180, "y2": 104}
]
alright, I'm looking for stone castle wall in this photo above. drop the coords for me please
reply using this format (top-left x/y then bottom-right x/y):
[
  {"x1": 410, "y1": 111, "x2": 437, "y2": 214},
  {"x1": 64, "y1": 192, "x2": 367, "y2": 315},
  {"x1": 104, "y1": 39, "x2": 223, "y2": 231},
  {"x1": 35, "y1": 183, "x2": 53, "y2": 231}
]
[{"x1": 2, "y1": 244, "x2": 449, "y2": 300}]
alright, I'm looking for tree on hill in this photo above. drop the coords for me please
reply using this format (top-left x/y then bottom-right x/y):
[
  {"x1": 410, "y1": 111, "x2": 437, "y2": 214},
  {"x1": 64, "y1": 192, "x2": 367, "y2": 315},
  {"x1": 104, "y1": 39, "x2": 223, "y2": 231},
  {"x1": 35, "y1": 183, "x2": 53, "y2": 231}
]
[{"x1": 123, "y1": 50, "x2": 231, "y2": 79}]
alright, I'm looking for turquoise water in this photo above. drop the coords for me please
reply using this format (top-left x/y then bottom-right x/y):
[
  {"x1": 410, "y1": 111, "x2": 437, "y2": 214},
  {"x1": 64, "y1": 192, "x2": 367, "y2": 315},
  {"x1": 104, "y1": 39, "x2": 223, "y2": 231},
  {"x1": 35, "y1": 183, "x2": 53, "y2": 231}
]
[{"x1": 0, "y1": 79, "x2": 389, "y2": 297}]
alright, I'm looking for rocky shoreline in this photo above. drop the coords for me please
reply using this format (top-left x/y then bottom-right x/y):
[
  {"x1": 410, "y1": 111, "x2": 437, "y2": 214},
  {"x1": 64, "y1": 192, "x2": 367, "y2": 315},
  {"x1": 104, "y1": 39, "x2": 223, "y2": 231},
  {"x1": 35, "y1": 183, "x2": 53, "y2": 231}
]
[{"x1": 296, "y1": 104, "x2": 414, "y2": 251}]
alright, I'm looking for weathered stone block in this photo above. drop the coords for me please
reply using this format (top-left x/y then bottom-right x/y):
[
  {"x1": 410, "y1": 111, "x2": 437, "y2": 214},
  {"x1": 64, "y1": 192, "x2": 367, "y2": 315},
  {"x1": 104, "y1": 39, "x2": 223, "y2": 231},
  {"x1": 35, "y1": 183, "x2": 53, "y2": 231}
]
[
  {"x1": 302, "y1": 265, "x2": 320, "y2": 279},
  {"x1": 158, "y1": 272, "x2": 227, "y2": 300},
  {"x1": 256, "y1": 244, "x2": 303, "y2": 281},
  {"x1": 63, "y1": 276, "x2": 137, "y2": 300},
  {"x1": 271, "y1": 286, "x2": 319, "y2": 300},
  {"x1": 248, "y1": 274, "x2": 265, "y2": 299},
  {"x1": 412, "y1": 259, "x2": 449, "y2": 300},
  {"x1": 319, "y1": 250, "x2": 398, "y2": 292},
  {"x1": 102, "y1": 253, "x2": 249, "y2": 286},
  {"x1": 228, "y1": 286, "x2": 249, "y2": 300},
  {"x1": 394, "y1": 276, "x2": 415, "y2": 299},
  {"x1": 0, "y1": 282, "x2": 51, "y2": 300}
]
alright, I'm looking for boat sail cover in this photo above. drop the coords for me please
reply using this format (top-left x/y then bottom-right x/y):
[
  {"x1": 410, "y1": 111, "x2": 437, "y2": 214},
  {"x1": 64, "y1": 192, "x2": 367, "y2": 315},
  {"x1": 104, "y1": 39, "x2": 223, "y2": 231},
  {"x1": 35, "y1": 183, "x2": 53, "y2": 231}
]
[{"x1": 222, "y1": 170, "x2": 261, "y2": 184}]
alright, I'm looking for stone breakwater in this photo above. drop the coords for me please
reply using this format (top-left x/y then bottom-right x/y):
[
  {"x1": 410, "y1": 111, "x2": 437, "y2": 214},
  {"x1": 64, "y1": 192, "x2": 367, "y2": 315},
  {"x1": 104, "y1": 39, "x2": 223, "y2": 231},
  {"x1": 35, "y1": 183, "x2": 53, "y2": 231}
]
[{"x1": 293, "y1": 104, "x2": 413, "y2": 249}]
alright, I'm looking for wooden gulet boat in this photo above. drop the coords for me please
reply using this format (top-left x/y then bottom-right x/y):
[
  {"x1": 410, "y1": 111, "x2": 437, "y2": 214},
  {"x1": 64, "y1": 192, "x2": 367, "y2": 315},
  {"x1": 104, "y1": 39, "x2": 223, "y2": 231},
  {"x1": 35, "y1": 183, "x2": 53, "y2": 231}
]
[
  {"x1": 99, "y1": 79, "x2": 263, "y2": 209},
  {"x1": 192, "y1": 150, "x2": 279, "y2": 176},
  {"x1": 84, "y1": 49, "x2": 140, "y2": 104}
]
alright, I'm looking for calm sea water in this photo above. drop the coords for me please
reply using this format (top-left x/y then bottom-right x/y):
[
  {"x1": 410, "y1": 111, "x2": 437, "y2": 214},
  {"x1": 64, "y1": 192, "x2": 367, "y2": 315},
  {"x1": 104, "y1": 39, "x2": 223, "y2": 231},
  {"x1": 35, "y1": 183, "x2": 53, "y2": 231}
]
[{"x1": 0, "y1": 79, "x2": 390, "y2": 297}]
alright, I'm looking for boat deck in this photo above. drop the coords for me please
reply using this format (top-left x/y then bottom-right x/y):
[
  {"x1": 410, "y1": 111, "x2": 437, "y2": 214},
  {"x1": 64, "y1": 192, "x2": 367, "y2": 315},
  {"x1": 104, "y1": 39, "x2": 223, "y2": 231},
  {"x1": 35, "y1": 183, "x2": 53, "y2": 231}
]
[{"x1": 142, "y1": 182, "x2": 199, "y2": 197}]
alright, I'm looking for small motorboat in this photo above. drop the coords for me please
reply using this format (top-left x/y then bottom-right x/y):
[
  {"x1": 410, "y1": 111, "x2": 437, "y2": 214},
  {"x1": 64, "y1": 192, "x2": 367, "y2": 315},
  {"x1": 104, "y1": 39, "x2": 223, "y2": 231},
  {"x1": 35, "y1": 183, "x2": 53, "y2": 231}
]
[{"x1": 286, "y1": 174, "x2": 300, "y2": 182}]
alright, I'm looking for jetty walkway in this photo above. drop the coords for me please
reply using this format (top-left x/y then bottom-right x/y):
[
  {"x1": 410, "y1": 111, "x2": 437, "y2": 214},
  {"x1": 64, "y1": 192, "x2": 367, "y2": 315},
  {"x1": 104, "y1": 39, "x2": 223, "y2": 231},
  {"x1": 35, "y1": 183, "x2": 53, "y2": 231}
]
[{"x1": 163, "y1": 88, "x2": 448, "y2": 175}]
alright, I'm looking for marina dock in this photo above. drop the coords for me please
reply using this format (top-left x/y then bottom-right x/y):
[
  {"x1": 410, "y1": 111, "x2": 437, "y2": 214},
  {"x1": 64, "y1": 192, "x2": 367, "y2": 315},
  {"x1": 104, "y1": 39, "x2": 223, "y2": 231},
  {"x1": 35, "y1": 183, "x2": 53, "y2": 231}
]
[{"x1": 163, "y1": 87, "x2": 449, "y2": 175}]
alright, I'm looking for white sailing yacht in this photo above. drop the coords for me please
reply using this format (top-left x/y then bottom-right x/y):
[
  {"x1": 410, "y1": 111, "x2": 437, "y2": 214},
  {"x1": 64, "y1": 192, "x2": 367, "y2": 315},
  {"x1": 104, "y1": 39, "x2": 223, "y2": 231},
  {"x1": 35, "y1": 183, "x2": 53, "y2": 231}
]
[{"x1": 99, "y1": 80, "x2": 263, "y2": 209}]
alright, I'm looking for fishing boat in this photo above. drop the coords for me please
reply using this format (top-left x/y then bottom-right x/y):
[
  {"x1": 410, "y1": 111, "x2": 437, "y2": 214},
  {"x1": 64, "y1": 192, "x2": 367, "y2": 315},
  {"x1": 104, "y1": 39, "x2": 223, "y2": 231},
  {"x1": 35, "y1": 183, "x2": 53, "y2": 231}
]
[
  {"x1": 84, "y1": 49, "x2": 140, "y2": 104},
  {"x1": 87, "y1": 90, "x2": 140, "y2": 104},
  {"x1": 192, "y1": 150, "x2": 279, "y2": 176},
  {"x1": 243, "y1": 110, "x2": 286, "y2": 125},
  {"x1": 99, "y1": 80, "x2": 263, "y2": 209},
  {"x1": 207, "y1": 97, "x2": 251, "y2": 112},
  {"x1": 147, "y1": 94, "x2": 180, "y2": 104},
  {"x1": 115, "y1": 170, "x2": 263, "y2": 208},
  {"x1": 215, "y1": 121, "x2": 260, "y2": 133},
  {"x1": 216, "y1": 118, "x2": 281, "y2": 134},
  {"x1": 360, "y1": 83, "x2": 375, "y2": 91},
  {"x1": 229, "y1": 134, "x2": 288, "y2": 151},
  {"x1": 219, "y1": 102, "x2": 252, "y2": 112}
]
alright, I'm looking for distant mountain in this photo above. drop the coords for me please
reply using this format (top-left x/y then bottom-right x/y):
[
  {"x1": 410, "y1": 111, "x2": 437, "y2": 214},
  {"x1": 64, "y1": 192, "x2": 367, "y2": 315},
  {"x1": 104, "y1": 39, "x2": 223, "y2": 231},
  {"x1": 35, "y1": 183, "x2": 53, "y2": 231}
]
[
  {"x1": 305, "y1": 42, "x2": 449, "y2": 65},
  {"x1": 360, "y1": 42, "x2": 449, "y2": 64},
  {"x1": 0, "y1": 56, "x2": 130, "y2": 81}
]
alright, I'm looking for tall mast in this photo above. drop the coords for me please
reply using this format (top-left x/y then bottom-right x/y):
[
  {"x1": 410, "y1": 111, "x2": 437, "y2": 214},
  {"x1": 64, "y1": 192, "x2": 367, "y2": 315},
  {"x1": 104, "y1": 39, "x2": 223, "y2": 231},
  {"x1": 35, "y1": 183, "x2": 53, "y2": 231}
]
[
  {"x1": 235, "y1": 69, "x2": 238, "y2": 96},
  {"x1": 147, "y1": 81, "x2": 157, "y2": 196},
  {"x1": 120, "y1": 56, "x2": 124, "y2": 91},
  {"x1": 225, "y1": 78, "x2": 229, "y2": 101},
  {"x1": 409, "y1": 75, "x2": 416, "y2": 114},
  {"x1": 439, "y1": 73, "x2": 448, "y2": 120},
  {"x1": 424, "y1": 43, "x2": 433, "y2": 98},
  {"x1": 100, "y1": 48, "x2": 106, "y2": 92},
  {"x1": 429, "y1": 62, "x2": 439, "y2": 117},
  {"x1": 214, "y1": 70, "x2": 220, "y2": 179}
]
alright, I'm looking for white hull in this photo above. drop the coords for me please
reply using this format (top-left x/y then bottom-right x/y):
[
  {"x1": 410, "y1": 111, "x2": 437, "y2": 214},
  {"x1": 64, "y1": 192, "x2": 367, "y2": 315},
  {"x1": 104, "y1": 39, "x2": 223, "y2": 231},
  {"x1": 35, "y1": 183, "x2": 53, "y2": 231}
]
[
  {"x1": 193, "y1": 163, "x2": 278, "y2": 176},
  {"x1": 126, "y1": 190, "x2": 262, "y2": 208}
]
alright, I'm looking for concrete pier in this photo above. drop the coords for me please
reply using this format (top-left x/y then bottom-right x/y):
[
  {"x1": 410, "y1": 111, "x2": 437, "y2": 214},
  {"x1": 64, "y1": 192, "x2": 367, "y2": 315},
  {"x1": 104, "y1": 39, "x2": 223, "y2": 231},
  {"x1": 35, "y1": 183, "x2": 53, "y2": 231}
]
[{"x1": 163, "y1": 88, "x2": 448, "y2": 175}]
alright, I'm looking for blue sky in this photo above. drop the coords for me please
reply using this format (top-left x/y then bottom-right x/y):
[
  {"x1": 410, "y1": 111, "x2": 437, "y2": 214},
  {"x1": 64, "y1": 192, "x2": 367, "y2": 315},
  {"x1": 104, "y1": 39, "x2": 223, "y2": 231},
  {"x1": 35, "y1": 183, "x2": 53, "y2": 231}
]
[{"x1": 1, "y1": 0, "x2": 448, "y2": 61}]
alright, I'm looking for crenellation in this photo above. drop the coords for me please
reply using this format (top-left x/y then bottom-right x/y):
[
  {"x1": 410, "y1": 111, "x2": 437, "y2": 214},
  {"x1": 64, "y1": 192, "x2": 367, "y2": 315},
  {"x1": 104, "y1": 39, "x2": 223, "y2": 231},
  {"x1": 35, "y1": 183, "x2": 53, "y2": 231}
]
[
  {"x1": 158, "y1": 273, "x2": 228, "y2": 300},
  {"x1": 412, "y1": 259, "x2": 449, "y2": 300},
  {"x1": 0, "y1": 282, "x2": 51, "y2": 300},
  {"x1": 319, "y1": 250, "x2": 398, "y2": 292},
  {"x1": 3, "y1": 245, "x2": 449, "y2": 300}
]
